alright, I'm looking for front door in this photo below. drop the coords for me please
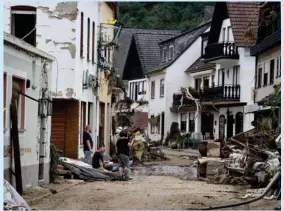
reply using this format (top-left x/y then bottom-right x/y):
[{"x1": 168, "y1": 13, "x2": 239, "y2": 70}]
[
  {"x1": 227, "y1": 114, "x2": 234, "y2": 138},
  {"x1": 201, "y1": 112, "x2": 214, "y2": 139}
]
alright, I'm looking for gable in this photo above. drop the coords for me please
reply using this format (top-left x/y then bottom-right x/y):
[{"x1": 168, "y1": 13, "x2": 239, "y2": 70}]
[{"x1": 122, "y1": 38, "x2": 144, "y2": 80}]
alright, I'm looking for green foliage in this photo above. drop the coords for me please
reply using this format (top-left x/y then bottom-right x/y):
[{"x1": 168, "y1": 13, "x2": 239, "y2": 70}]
[
  {"x1": 264, "y1": 83, "x2": 281, "y2": 109},
  {"x1": 119, "y1": 2, "x2": 214, "y2": 31}
]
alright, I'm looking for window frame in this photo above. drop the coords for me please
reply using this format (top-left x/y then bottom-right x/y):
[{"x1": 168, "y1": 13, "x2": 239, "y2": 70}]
[
  {"x1": 160, "y1": 79, "x2": 164, "y2": 98},
  {"x1": 168, "y1": 45, "x2": 174, "y2": 60},
  {"x1": 257, "y1": 67, "x2": 263, "y2": 88},
  {"x1": 151, "y1": 81, "x2": 155, "y2": 99},
  {"x1": 87, "y1": 18, "x2": 90, "y2": 61},
  {"x1": 92, "y1": 21, "x2": 95, "y2": 64},
  {"x1": 180, "y1": 113, "x2": 187, "y2": 133},
  {"x1": 150, "y1": 115, "x2": 155, "y2": 134},
  {"x1": 162, "y1": 47, "x2": 167, "y2": 62},
  {"x1": 12, "y1": 76, "x2": 26, "y2": 130},
  {"x1": 269, "y1": 59, "x2": 275, "y2": 85},
  {"x1": 80, "y1": 12, "x2": 84, "y2": 58}
]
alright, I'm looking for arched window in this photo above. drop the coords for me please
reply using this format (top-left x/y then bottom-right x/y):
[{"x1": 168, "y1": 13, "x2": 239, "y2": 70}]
[
  {"x1": 11, "y1": 6, "x2": 37, "y2": 46},
  {"x1": 219, "y1": 115, "x2": 225, "y2": 139},
  {"x1": 235, "y1": 112, "x2": 244, "y2": 134}
]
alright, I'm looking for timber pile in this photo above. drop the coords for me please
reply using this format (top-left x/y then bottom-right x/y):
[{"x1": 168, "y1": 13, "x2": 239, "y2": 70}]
[{"x1": 198, "y1": 130, "x2": 281, "y2": 191}]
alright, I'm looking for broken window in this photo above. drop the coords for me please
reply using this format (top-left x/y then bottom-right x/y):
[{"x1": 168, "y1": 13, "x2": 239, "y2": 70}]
[
  {"x1": 11, "y1": 6, "x2": 36, "y2": 46},
  {"x1": 12, "y1": 77, "x2": 26, "y2": 129},
  {"x1": 80, "y1": 12, "x2": 84, "y2": 58},
  {"x1": 87, "y1": 18, "x2": 90, "y2": 61},
  {"x1": 151, "y1": 81, "x2": 155, "y2": 99},
  {"x1": 92, "y1": 21, "x2": 95, "y2": 63},
  {"x1": 180, "y1": 113, "x2": 187, "y2": 133},
  {"x1": 160, "y1": 79, "x2": 164, "y2": 98}
]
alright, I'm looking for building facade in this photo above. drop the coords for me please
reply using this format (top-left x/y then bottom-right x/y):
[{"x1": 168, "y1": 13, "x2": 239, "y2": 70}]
[
  {"x1": 3, "y1": 32, "x2": 54, "y2": 187},
  {"x1": 4, "y1": 1, "x2": 100, "y2": 159}
]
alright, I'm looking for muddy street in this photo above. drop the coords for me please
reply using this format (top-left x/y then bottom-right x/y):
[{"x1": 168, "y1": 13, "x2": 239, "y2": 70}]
[{"x1": 26, "y1": 149, "x2": 280, "y2": 210}]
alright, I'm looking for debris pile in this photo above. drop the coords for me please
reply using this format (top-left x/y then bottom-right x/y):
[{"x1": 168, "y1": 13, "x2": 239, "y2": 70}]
[{"x1": 197, "y1": 130, "x2": 281, "y2": 191}]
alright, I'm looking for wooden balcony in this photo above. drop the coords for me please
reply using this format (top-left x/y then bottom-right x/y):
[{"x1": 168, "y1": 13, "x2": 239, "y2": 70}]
[
  {"x1": 201, "y1": 85, "x2": 241, "y2": 101},
  {"x1": 204, "y1": 42, "x2": 239, "y2": 62}
]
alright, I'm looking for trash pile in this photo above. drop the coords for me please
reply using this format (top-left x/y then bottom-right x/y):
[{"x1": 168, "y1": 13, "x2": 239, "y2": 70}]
[
  {"x1": 197, "y1": 130, "x2": 281, "y2": 191},
  {"x1": 4, "y1": 180, "x2": 31, "y2": 211}
]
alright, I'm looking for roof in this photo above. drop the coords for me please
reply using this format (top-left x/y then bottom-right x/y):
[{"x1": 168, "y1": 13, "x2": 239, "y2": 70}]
[
  {"x1": 226, "y1": 2, "x2": 260, "y2": 47},
  {"x1": 4, "y1": 32, "x2": 55, "y2": 61},
  {"x1": 185, "y1": 57, "x2": 215, "y2": 73},
  {"x1": 113, "y1": 28, "x2": 180, "y2": 76},
  {"x1": 133, "y1": 33, "x2": 178, "y2": 73},
  {"x1": 149, "y1": 21, "x2": 211, "y2": 73}
]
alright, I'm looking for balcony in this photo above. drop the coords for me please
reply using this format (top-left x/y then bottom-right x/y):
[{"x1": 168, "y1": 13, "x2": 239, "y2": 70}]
[
  {"x1": 204, "y1": 42, "x2": 239, "y2": 62},
  {"x1": 201, "y1": 85, "x2": 241, "y2": 101}
]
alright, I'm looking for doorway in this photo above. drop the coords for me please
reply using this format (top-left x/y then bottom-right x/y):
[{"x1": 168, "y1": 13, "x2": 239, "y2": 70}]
[
  {"x1": 99, "y1": 102, "x2": 105, "y2": 147},
  {"x1": 161, "y1": 112, "x2": 165, "y2": 140},
  {"x1": 227, "y1": 114, "x2": 234, "y2": 138},
  {"x1": 201, "y1": 112, "x2": 214, "y2": 139},
  {"x1": 219, "y1": 115, "x2": 225, "y2": 139},
  {"x1": 235, "y1": 112, "x2": 243, "y2": 134}
]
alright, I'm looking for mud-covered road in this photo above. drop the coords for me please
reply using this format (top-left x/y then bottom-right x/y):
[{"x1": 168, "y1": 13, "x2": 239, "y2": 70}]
[{"x1": 28, "y1": 148, "x2": 280, "y2": 210}]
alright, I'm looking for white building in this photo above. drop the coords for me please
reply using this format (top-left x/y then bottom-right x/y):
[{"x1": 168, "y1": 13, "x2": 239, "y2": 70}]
[
  {"x1": 4, "y1": 32, "x2": 54, "y2": 187},
  {"x1": 4, "y1": 2, "x2": 100, "y2": 159},
  {"x1": 147, "y1": 22, "x2": 211, "y2": 141}
]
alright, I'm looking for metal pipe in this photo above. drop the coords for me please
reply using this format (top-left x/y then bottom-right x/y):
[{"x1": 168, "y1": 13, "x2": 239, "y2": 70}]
[{"x1": 199, "y1": 171, "x2": 280, "y2": 210}]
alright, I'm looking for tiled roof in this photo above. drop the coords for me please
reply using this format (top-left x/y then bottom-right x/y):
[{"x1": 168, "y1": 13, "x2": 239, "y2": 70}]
[
  {"x1": 226, "y1": 2, "x2": 260, "y2": 47},
  {"x1": 185, "y1": 57, "x2": 215, "y2": 73},
  {"x1": 149, "y1": 21, "x2": 211, "y2": 73},
  {"x1": 113, "y1": 28, "x2": 180, "y2": 76}
]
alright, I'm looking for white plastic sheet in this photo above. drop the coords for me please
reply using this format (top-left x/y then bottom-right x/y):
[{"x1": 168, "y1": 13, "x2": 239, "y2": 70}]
[{"x1": 4, "y1": 180, "x2": 31, "y2": 211}]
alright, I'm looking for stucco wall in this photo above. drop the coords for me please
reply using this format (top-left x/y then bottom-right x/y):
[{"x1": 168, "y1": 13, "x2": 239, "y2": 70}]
[
  {"x1": 4, "y1": 44, "x2": 53, "y2": 187},
  {"x1": 255, "y1": 45, "x2": 281, "y2": 102},
  {"x1": 164, "y1": 36, "x2": 203, "y2": 136},
  {"x1": 148, "y1": 72, "x2": 166, "y2": 141},
  {"x1": 218, "y1": 18, "x2": 234, "y2": 42}
]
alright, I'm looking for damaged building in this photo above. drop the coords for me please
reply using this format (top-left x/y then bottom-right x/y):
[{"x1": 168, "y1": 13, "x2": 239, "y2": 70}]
[{"x1": 4, "y1": 1, "x2": 101, "y2": 159}]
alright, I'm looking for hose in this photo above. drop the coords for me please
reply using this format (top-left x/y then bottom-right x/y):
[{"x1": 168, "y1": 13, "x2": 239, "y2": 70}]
[{"x1": 198, "y1": 171, "x2": 280, "y2": 210}]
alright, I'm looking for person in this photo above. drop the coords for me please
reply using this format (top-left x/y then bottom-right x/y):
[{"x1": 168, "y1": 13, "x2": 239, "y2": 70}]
[
  {"x1": 83, "y1": 125, "x2": 93, "y2": 164},
  {"x1": 116, "y1": 130, "x2": 134, "y2": 177},
  {"x1": 92, "y1": 144, "x2": 105, "y2": 170}
]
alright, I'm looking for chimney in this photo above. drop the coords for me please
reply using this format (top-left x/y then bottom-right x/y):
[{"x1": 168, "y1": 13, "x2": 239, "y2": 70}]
[{"x1": 203, "y1": 6, "x2": 214, "y2": 22}]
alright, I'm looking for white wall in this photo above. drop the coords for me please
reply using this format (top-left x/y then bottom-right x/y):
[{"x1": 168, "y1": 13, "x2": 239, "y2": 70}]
[
  {"x1": 4, "y1": 43, "x2": 53, "y2": 187},
  {"x1": 164, "y1": 36, "x2": 203, "y2": 136},
  {"x1": 255, "y1": 45, "x2": 281, "y2": 102},
  {"x1": 148, "y1": 72, "x2": 166, "y2": 141},
  {"x1": 218, "y1": 18, "x2": 234, "y2": 43}
]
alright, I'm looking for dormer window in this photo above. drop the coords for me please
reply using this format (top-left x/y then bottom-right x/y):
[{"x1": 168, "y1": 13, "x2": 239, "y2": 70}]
[
  {"x1": 169, "y1": 45, "x2": 174, "y2": 60},
  {"x1": 162, "y1": 47, "x2": 167, "y2": 62}
]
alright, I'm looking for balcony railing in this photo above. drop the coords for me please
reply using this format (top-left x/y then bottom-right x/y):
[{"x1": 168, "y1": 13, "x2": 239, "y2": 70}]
[
  {"x1": 201, "y1": 85, "x2": 241, "y2": 101},
  {"x1": 204, "y1": 42, "x2": 239, "y2": 61}
]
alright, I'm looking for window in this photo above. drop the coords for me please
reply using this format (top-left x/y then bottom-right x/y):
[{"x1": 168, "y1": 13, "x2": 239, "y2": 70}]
[
  {"x1": 3, "y1": 73, "x2": 7, "y2": 128},
  {"x1": 169, "y1": 45, "x2": 174, "y2": 60},
  {"x1": 151, "y1": 81, "x2": 155, "y2": 99},
  {"x1": 263, "y1": 62, "x2": 269, "y2": 86},
  {"x1": 218, "y1": 69, "x2": 225, "y2": 86},
  {"x1": 188, "y1": 113, "x2": 195, "y2": 132},
  {"x1": 227, "y1": 26, "x2": 231, "y2": 42},
  {"x1": 160, "y1": 79, "x2": 164, "y2": 98},
  {"x1": 87, "y1": 18, "x2": 90, "y2": 61},
  {"x1": 270, "y1": 59, "x2": 275, "y2": 84},
  {"x1": 80, "y1": 12, "x2": 84, "y2": 58},
  {"x1": 195, "y1": 78, "x2": 201, "y2": 92},
  {"x1": 92, "y1": 21, "x2": 95, "y2": 63},
  {"x1": 211, "y1": 75, "x2": 215, "y2": 87},
  {"x1": 12, "y1": 77, "x2": 26, "y2": 129},
  {"x1": 162, "y1": 47, "x2": 167, "y2": 62},
  {"x1": 88, "y1": 102, "x2": 93, "y2": 125},
  {"x1": 202, "y1": 39, "x2": 208, "y2": 56},
  {"x1": 150, "y1": 115, "x2": 155, "y2": 134},
  {"x1": 233, "y1": 66, "x2": 240, "y2": 85},
  {"x1": 11, "y1": 6, "x2": 36, "y2": 46},
  {"x1": 180, "y1": 113, "x2": 187, "y2": 133},
  {"x1": 276, "y1": 56, "x2": 280, "y2": 77},
  {"x1": 222, "y1": 28, "x2": 226, "y2": 42},
  {"x1": 203, "y1": 76, "x2": 209, "y2": 88},
  {"x1": 257, "y1": 67, "x2": 262, "y2": 88}
]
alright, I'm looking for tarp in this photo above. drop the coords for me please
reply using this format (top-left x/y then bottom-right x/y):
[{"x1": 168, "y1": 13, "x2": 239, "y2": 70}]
[{"x1": 4, "y1": 180, "x2": 31, "y2": 211}]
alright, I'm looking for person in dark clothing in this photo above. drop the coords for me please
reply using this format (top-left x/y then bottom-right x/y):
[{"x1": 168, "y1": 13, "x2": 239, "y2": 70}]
[
  {"x1": 83, "y1": 125, "x2": 93, "y2": 164},
  {"x1": 116, "y1": 130, "x2": 134, "y2": 176},
  {"x1": 92, "y1": 144, "x2": 105, "y2": 169}
]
